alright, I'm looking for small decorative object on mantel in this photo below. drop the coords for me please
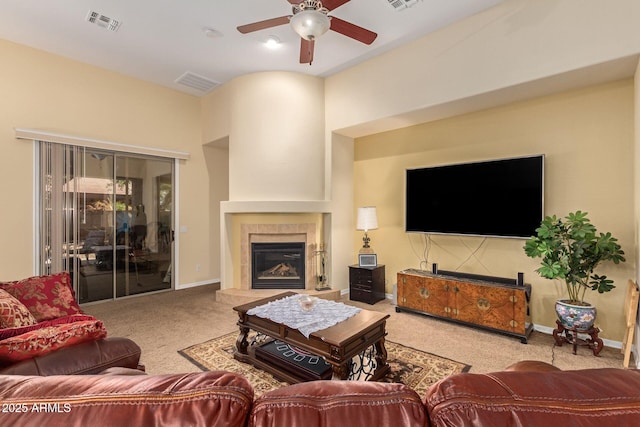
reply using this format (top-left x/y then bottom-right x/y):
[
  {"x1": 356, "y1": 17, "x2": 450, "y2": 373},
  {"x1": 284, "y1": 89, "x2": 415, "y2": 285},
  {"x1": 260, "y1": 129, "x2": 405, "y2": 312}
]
[{"x1": 524, "y1": 210, "x2": 626, "y2": 355}]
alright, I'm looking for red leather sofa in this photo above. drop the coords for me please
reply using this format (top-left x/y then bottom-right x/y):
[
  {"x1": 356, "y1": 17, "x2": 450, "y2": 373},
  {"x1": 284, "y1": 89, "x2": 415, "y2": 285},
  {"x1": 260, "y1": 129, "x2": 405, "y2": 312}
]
[
  {"x1": 1, "y1": 361, "x2": 639, "y2": 427},
  {"x1": 0, "y1": 272, "x2": 142, "y2": 376},
  {"x1": 0, "y1": 336, "x2": 141, "y2": 375}
]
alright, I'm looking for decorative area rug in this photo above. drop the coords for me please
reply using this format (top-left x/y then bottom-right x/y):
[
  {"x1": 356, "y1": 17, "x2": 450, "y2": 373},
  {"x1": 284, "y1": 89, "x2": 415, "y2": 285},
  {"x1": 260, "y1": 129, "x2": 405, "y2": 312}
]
[{"x1": 179, "y1": 332, "x2": 470, "y2": 397}]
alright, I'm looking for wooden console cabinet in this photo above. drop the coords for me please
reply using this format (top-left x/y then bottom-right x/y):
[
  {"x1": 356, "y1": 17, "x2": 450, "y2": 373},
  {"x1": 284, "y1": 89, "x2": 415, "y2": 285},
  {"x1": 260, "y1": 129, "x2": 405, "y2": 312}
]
[
  {"x1": 396, "y1": 269, "x2": 532, "y2": 342},
  {"x1": 349, "y1": 265, "x2": 385, "y2": 305}
]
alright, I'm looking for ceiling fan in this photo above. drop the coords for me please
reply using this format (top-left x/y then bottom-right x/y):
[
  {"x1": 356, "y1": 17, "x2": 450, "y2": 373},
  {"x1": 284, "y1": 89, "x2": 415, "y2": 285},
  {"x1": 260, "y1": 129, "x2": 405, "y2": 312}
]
[{"x1": 237, "y1": 0, "x2": 377, "y2": 65}]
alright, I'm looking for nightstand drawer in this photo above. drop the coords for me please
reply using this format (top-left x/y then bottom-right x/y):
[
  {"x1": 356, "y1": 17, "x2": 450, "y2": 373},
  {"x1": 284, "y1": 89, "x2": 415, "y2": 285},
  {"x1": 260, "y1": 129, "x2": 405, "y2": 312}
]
[{"x1": 351, "y1": 282, "x2": 372, "y2": 291}]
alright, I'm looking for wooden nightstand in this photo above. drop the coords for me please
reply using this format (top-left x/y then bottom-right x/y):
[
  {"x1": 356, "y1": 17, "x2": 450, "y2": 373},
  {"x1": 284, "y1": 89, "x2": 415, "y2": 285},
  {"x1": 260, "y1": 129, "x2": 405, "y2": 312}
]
[{"x1": 349, "y1": 265, "x2": 385, "y2": 304}]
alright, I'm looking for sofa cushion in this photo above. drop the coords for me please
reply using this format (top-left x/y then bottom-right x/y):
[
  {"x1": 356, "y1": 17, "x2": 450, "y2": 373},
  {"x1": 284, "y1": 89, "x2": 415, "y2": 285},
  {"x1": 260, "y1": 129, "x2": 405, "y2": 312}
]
[
  {"x1": 0, "y1": 319, "x2": 107, "y2": 364},
  {"x1": 0, "y1": 337, "x2": 142, "y2": 375},
  {"x1": 0, "y1": 314, "x2": 99, "y2": 340},
  {"x1": 0, "y1": 289, "x2": 37, "y2": 328},
  {"x1": 0, "y1": 371, "x2": 254, "y2": 427},
  {"x1": 0, "y1": 272, "x2": 82, "y2": 321},
  {"x1": 425, "y1": 368, "x2": 640, "y2": 426},
  {"x1": 249, "y1": 380, "x2": 428, "y2": 427}
]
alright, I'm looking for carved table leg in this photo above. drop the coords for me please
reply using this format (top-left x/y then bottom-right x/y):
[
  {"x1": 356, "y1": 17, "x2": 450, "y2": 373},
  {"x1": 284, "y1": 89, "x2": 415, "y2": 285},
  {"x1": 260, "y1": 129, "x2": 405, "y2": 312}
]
[
  {"x1": 235, "y1": 325, "x2": 249, "y2": 356},
  {"x1": 331, "y1": 362, "x2": 350, "y2": 380},
  {"x1": 374, "y1": 336, "x2": 389, "y2": 378},
  {"x1": 552, "y1": 320, "x2": 566, "y2": 346},
  {"x1": 585, "y1": 327, "x2": 603, "y2": 356}
]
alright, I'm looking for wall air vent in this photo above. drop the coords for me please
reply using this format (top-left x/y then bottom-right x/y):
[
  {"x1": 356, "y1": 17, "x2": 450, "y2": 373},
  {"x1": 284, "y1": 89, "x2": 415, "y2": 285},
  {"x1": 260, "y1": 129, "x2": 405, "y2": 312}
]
[
  {"x1": 86, "y1": 10, "x2": 121, "y2": 32},
  {"x1": 386, "y1": 0, "x2": 422, "y2": 11},
  {"x1": 175, "y1": 72, "x2": 220, "y2": 93}
]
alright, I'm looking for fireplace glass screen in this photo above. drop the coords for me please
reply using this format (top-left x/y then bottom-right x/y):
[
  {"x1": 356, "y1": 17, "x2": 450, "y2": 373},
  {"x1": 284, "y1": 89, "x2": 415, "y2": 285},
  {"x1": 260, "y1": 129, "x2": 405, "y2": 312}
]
[{"x1": 251, "y1": 242, "x2": 305, "y2": 289}]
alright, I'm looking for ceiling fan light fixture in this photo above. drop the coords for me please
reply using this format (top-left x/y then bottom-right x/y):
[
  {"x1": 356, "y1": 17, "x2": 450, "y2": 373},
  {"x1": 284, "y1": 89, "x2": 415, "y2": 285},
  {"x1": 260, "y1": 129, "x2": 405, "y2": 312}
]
[{"x1": 290, "y1": 6, "x2": 330, "y2": 41}]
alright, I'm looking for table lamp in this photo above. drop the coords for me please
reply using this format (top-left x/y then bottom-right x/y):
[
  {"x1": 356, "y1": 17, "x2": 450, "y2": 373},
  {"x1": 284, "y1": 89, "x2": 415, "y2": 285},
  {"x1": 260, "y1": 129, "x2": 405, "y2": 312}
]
[{"x1": 356, "y1": 206, "x2": 378, "y2": 254}]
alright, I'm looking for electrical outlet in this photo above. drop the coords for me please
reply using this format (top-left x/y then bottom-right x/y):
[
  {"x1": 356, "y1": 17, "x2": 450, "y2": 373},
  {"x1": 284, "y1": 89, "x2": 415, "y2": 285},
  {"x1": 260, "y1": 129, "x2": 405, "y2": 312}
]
[{"x1": 196, "y1": 264, "x2": 201, "y2": 272}]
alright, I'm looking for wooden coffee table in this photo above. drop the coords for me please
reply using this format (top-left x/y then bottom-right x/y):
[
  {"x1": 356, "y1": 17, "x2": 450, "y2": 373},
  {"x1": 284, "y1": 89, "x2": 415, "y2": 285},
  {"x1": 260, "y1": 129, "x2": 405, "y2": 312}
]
[{"x1": 233, "y1": 292, "x2": 390, "y2": 383}]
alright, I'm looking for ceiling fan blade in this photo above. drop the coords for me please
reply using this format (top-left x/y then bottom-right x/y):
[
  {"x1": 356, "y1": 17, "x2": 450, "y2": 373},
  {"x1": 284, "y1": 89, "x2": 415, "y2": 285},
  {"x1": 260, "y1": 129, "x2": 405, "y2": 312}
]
[
  {"x1": 321, "y1": 0, "x2": 351, "y2": 11},
  {"x1": 299, "y1": 38, "x2": 315, "y2": 64},
  {"x1": 330, "y1": 16, "x2": 377, "y2": 45},
  {"x1": 237, "y1": 16, "x2": 290, "y2": 34}
]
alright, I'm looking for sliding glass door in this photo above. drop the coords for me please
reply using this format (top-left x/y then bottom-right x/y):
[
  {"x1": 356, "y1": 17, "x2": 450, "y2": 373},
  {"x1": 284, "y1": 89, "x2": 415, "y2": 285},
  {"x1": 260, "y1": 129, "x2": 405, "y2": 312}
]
[{"x1": 38, "y1": 143, "x2": 174, "y2": 303}]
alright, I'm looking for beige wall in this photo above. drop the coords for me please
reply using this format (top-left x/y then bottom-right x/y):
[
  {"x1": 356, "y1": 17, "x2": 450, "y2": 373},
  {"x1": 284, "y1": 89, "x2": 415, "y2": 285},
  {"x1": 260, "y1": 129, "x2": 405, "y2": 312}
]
[
  {"x1": 0, "y1": 39, "x2": 210, "y2": 287},
  {"x1": 204, "y1": 144, "x2": 229, "y2": 283},
  {"x1": 225, "y1": 72, "x2": 326, "y2": 202},
  {"x1": 354, "y1": 79, "x2": 635, "y2": 341},
  {"x1": 326, "y1": 0, "x2": 640, "y2": 136},
  {"x1": 2, "y1": 0, "x2": 639, "y2": 345}
]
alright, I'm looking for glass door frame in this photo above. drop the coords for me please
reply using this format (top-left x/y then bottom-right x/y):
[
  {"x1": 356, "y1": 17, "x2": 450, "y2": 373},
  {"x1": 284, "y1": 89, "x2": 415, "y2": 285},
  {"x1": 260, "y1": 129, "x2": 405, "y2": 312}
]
[{"x1": 35, "y1": 142, "x2": 177, "y2": 304}]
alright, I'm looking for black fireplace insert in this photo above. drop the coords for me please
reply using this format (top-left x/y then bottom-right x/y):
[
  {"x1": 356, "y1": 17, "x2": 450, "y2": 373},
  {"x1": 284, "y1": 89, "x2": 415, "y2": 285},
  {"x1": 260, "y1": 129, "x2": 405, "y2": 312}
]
[{"x1": 251, "y1": 242, "x2": 305, "y2": 290}]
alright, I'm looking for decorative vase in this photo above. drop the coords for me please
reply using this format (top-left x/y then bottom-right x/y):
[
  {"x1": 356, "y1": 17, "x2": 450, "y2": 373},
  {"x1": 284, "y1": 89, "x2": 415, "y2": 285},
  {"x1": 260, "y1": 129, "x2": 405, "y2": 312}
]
[{"x1": 555, "y1": 299, "x2": 597, "y2": 331}]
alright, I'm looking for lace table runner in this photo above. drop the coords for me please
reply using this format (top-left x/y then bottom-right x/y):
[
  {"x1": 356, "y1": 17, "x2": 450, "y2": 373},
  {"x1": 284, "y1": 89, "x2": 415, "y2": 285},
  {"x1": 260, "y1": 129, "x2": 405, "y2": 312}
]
[{"x1": 247, "y1": 294, "x2": 361, "y2": 338}]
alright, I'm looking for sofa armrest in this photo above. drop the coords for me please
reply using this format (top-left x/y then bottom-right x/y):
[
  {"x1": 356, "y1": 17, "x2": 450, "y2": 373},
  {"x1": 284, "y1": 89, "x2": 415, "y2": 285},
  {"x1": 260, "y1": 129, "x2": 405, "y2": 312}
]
[
  {"x1": 0, "y1": 371, "x2": 253, "y2": 427},
  {"x1": 249, "y1": 380, "x2": 428, "y2": 427},
  {"x1": 425, "y1": 368, "x2": 640, "y2": 427},
  {"x1": 0, "y1": 337, "x2": 141, "y2": 375}
]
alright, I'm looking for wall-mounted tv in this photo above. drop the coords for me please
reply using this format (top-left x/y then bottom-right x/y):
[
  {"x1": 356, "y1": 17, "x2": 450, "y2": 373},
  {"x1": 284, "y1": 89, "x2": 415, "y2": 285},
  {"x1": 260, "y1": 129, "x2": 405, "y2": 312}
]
[{"x1": 405, "y1": 155, "x2": 544, "y2": 239}]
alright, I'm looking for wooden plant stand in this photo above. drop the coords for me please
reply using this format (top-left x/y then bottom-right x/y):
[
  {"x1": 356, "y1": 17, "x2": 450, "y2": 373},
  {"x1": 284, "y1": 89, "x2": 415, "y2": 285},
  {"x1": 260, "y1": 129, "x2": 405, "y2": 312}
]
[{"x1": 552, "y1": 320, "x2": 603, "y2": 356}]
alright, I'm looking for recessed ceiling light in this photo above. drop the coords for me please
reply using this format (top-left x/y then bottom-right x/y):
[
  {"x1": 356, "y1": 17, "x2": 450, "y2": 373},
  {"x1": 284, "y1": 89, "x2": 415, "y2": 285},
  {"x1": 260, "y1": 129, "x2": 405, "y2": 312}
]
[{"x1": 264, "y1": 35, "x2": 281, "y2": 49}]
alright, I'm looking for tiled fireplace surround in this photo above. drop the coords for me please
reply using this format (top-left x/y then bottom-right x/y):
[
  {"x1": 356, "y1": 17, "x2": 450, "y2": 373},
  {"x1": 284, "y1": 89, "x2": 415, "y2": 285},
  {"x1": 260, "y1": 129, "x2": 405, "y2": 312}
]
[{"x1": 240, "y1": 223, "x2": 318, "y2": 291}]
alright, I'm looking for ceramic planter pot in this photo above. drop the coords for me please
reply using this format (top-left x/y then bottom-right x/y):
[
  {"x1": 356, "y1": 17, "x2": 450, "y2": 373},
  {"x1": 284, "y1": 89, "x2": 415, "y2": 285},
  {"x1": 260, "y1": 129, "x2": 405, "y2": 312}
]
[{"x1": 555, "y1": 299, "x2": 597, "y2": 331}]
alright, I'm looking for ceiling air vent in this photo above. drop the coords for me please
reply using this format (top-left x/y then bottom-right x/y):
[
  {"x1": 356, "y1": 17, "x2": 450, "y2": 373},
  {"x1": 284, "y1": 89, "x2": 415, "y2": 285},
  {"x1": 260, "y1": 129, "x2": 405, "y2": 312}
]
[
  {"x1": 175, "y1": 72, "x2": 220, "y2": 93},
  {"x1": 86, "y1": 10, "x2": 121, "y2": 32},
  {"x1": 386, "y1": 0, "x2": 422, "y2": 11}
]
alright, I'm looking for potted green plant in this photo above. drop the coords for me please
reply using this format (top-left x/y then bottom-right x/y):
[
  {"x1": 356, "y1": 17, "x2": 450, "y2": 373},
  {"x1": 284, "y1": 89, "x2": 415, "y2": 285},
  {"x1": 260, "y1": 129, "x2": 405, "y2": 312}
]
[{"x1": 524, "y1": 211, "x2": 625, "y2": 331}]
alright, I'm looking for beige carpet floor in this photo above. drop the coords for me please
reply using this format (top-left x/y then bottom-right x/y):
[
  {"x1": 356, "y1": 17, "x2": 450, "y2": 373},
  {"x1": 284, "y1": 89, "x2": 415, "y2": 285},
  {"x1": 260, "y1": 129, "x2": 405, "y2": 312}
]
[
  {"x1": 178, "y1": 332, "x2": 470, "y2": 397},
  {"x1": 84, "y1": 283, "x2": 628, "y2": 376}
]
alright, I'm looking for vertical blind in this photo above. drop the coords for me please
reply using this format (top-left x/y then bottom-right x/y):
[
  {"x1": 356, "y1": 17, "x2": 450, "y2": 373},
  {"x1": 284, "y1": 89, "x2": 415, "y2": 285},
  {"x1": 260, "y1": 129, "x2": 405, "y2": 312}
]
[{"x1": 38, "y1": 141, "x2": 82, "y2": 276}]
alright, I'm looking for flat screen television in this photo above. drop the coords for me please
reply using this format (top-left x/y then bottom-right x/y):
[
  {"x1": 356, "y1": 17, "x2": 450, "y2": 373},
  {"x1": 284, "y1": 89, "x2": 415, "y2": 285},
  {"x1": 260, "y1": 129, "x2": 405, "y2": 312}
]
[{"x1": 405, "y1": 155, "x2": 544, "y2": 239}]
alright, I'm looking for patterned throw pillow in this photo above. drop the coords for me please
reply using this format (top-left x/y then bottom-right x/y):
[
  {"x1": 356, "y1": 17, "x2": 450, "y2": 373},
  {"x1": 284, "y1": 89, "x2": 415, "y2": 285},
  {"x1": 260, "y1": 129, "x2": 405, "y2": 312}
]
[
  {"x1": 0, "y1": 314, "x2": 99, "y2": 341},
  {"x1": 0, "y1": 319, "x2": 107, "y2": 364},
  {"x1": 0, "y1": 272, "x2": 82, "y2": 322},
  {"x1": 0, "y1": 289, "x2": 37, "y2": 329}
]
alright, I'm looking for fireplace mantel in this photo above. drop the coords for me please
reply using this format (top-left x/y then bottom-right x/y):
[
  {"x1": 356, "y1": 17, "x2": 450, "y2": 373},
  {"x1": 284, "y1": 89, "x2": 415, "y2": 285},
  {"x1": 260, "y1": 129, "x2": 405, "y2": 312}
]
[{"x1": 221, "y1": 200, "x2": 330, "y2": 214}]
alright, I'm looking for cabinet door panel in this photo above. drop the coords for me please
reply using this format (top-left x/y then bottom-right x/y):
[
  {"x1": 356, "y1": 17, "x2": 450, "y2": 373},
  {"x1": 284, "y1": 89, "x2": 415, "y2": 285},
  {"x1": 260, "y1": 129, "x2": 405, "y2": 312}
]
[
  {"x1": 422, "y1": 277, "x2": 451, "y2": 318},
  {"x1": 453, "y1": 282, "x2": 514, "y2": 330},
  {"x1": 510, "y1": 289, "x2": 529, "y2": 334},
  {"x1": 398, "y1": 273, "x2": 423, "y2": 311}
]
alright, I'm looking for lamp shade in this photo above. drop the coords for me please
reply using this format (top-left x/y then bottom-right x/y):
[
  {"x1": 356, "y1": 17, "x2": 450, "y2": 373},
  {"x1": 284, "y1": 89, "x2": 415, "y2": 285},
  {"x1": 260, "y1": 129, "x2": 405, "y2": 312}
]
[
  {"x1": 290, "y1": 9, "x2": 331, "y2": 41},
  {"x1": 356, "y1": 207, "x2": 378, "y2": 231}
]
